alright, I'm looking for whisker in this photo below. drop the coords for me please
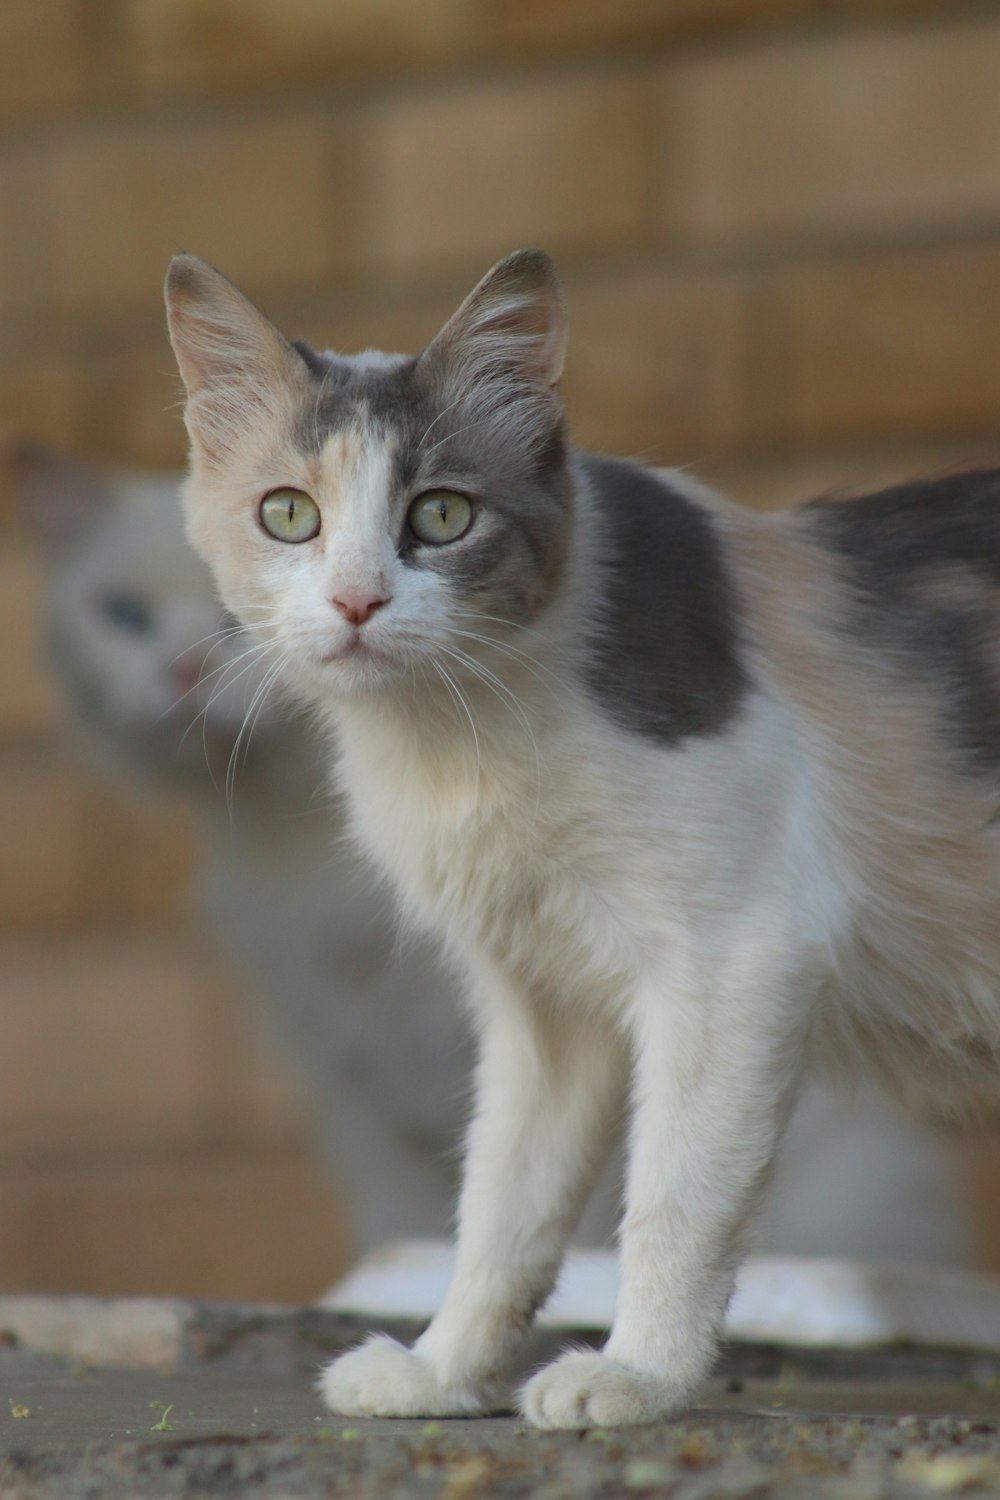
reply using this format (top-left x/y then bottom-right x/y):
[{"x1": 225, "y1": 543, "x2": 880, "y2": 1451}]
[
  {"x1": 437, "y1": 643, "x2": 541, "y2": 807},
  {"x1": 416, "y1": 392, "x2": 468, "y2": 452},
  {"x1": 178, "y1": 635, "x2": 281, "y2": 750},
  {"x1": 454, "y1": 606, "x2": 543, "y2": 638},
  {"x1": 161, "y1": 637, "x2": 273, "y2": 727},
  {"x1": 240, "y1": 651, "x2": 291, "y2": 770},
  {"x1": 431, "y1": 657, "x2": 481, "y2": 782},
  {"x1": 421, "y1": 421, "x2": 485, "y2": 461},
  {"x1": 166, "y1": 623, "x2": 248, "y2": 671},
  {"x1": 449, "y1": 627, "x2": 565, "y2": 692},
  {"x1": 225, "y1": 650, "x2": 290, "y2": 816}
]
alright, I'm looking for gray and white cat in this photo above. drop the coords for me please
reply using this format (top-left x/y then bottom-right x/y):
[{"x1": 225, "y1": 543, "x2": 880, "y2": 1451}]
[
  {"x1": 164, "y1": 248, "x2": 997, "y2": 1426},
  {"x1": 17, "y1": 449, "x2": 969, "y2": 1282},
  {"x1": 15, "y1": 446, "x2": 470, "y2": 1248}
]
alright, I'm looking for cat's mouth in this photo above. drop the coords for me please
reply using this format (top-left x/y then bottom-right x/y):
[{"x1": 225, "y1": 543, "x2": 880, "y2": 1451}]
[{"x1": 321, "y1": 634, "x2": 394, "y2": 669}]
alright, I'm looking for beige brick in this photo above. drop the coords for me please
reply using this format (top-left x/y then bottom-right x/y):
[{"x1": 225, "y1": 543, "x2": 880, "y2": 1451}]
[
  {"x1": 654, "y1": 17, "x2": 1000, "y2": 244},
  {"x1": 51, "y1": 114, "x2": 343, "y2": 307},
  {"x1": 0, "y1": 753, "x2": 88, "y2": 929},
  {"x1": 775, "y1": 245, "x2": 1000, "y2": 443},
  {"x1": 126, "y1": 0, "x2": 466, "y2": 94},
  {"x1": 0, "y1": 548, "x2": 61, "y2": 738},
  {"x1": 0, "y1": 932, "x2": 207, "y2": 1136},
  {"x1": 564, "y1": 270, "x2": 746, "y2": 462},
  {"x1": 0, "y1": 747, "x2": 195, "y2": 933},
  {"x1": 369, "y1": 74, "x2": 647, "y2": 270},
  {"x1": 0, "y1": 0, "x2": 88, "y2": 121},
  {"x1": 33, "y1": 1154, "x2": 351, "y2": 1300},
  {"x1": 77, "y1": 348, "x2": 189, "y2": 472},
  {"x1": 77, "y1": 785, "x2": 198, "y2": 925},
  {"x1": 0, "y1": 361, "x2": 80, "y2": 470},
  {"x1": 0, "y1": 151, "x2": 57, "y2": 316},
  {"x1": 0, "y1": 1176, "x2": 38, "y2": 1288},
  {"x1": 485, "y1": 0, "x2": 793, "y2": 54}
]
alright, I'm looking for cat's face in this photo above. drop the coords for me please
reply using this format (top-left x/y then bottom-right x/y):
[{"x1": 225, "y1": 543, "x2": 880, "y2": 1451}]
[
  {"x1": 165, "y1": 251, "x2": 574, "y2": 711},
  {"x1": 16, "y1": 450, "x2": 282, "y2": 789}
]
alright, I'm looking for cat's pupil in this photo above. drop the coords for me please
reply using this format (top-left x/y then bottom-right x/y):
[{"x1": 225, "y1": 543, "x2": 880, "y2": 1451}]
[{"x1": 102, "y1": 592, "x2": 153, "y2": 634}]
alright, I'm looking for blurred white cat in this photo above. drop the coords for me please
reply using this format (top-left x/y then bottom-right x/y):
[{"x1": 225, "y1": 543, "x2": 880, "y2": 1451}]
[
  {"x1": 15, "y1": 446, "x2": 972, "y2": 1268},
  {"x1": 16, "y1": 446, "x2": 470, "y2": 1249}
]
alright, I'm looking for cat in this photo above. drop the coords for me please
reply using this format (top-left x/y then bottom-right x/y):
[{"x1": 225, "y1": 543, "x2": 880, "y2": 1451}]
[
  {"x1": 163, "y1": 245, "x2": 1000, "y2": 1429},
  {"x1": 16, "y1": 449, "x2": 970, "y2": 1280},
  {"x1": 14, "y1": 445, "x2": 472, "y2": 1249}
]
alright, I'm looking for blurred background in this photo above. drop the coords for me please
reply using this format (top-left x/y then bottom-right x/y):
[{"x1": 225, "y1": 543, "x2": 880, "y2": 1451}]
[{"x1": 3, "y1": 0, "x2": 1000, "y2": 1303}]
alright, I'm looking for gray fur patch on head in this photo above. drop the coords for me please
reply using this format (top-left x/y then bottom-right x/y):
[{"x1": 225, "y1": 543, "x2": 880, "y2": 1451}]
[
  {"x1": 803, "y1": 469, "x2": 1000, "y2": 774},
  {"x1": 582, "y1": 457, "x2": 748, "y2": 747}
]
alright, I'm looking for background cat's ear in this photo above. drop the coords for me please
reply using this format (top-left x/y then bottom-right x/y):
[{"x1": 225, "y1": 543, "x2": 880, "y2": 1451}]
[
  {"x1": 9, "y1": 444, "x2": 111, "y2": 560},
  {"x1": 418, "y1": 250, "x2": 567, "y2": 453},
  {"x1": 164, "y1": 255, "x2": 309, "y2": 465}
]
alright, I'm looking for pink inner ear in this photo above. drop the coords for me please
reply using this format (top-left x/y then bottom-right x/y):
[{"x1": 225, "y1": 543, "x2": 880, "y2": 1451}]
[
  {"x1": 423, "y1": 252, "x2": 568, "y2": 393},
  {"x1": 479, "y1": 293, "x2": 566, "y2": 387}
]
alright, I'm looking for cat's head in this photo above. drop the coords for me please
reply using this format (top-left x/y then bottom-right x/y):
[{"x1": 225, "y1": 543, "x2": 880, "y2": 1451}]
[
  {"x1": 13, "y1": 446, "x2": 287, "y2": 792},
  {"x1": 164, "y1": 250, "x2": 575, "y2": 713}
]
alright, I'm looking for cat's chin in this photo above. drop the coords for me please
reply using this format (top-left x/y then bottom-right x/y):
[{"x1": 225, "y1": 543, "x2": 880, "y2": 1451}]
[{"x1": 315, "y1": 642, "x2": 409, "y2": 699}]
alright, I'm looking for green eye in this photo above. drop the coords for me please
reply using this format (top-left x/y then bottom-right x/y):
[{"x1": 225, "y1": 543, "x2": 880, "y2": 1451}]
[
  {"x1": 408, "y1": 490, "x2": 473, "y2": 546},
  {"x1": 259, "y1": 488, "x2": 321, "y2": 544}
]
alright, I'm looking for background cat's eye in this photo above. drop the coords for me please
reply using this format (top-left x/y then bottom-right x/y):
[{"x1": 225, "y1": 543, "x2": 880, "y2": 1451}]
[
  {"x1": 259, "y1": 488, "x2": 321, "y2": 544},
  {"x1": 102, "y1": 592, "x2": 153, "y2": 634},
  {"x1": 408, "y1": 490, "x2": 473, "y2": 546}
]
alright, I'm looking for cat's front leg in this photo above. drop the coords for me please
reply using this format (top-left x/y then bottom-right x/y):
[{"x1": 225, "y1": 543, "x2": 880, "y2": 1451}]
[
  {"x1": 521, "y1": 945, "x2": 812, "y2": 1428},
  {"x1": 321, "y1": 987, "x2": 624, "y2": 1417}
]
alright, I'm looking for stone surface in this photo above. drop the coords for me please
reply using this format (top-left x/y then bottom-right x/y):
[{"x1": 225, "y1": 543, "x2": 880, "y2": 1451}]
[{"x1": 3, "y1": 1304, "x2": 1000, "y2": 1497}]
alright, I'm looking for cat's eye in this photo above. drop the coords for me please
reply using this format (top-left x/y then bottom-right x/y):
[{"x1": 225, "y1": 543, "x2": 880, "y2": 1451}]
[
  {"x1": 408, "y1": 490, "x2": 473, "y2": 546},
  {"x1": 259, "y1": 488, "x2": 321, "y2": 544},
  {"x1": 103, "y1": 593, "x2": 153, "y2": 634}
]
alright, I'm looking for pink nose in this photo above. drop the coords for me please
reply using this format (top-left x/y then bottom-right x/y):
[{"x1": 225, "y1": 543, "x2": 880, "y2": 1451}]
[{"x1": 331, "y1": 590, "x2": 389, "y2": 627}]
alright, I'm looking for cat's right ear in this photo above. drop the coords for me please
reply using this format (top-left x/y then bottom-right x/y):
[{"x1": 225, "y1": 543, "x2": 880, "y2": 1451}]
[
  {"x1": 164, "y1": 255, "x2": 309, "y2": 466},
  {"x1": 417, "y1": 249, "x2": 568, "y2": 458},
  {"x1": 9, "y1": 444, "x2": 110, "y2": 560}
]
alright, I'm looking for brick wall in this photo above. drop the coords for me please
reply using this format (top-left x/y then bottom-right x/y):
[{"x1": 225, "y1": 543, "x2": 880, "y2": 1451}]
[{"x1": 2, "y1": 0, "x2": 1000, "y2": 1297}]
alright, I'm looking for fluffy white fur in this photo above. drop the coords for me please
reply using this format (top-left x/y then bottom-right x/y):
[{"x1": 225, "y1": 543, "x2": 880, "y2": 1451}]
[{"x1": 165, "y1": 250, "x2": 993, "y2": 1428}]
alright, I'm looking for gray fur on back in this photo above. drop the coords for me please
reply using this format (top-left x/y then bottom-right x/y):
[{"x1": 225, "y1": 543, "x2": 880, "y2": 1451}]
[{"x1": 803, "y1": 469, "x2": 1000, "y2": 774}]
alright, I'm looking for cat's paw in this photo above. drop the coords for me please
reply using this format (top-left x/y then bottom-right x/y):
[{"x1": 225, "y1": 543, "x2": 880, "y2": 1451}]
[
  {"x1": 519, "y1": 1350, "x2": 677, "y2": 1429},
  {"x1": 320, "y1": 1335, "x2": 485, "y2": 1418}
]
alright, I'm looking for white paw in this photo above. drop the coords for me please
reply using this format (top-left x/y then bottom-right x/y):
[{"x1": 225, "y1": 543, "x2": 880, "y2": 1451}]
[
  {"x1": 519, "y1": 1350, "x2": 677, "y2": 1429},
  {"x1": 320, "y1": 1335, "x2": 485, "y2": 1418}
]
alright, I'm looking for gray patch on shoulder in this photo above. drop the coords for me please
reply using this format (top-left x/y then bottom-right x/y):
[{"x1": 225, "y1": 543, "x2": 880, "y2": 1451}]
[
  {"x1": 803, "y1": 469, "x2": 1000, "y2": 773},
  {"x1": 582, "y1": 456, "x2": 748, "y2": 748}
]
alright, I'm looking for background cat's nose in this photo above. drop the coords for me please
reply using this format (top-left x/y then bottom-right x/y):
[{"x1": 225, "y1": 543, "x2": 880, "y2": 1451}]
[
  {"x1": 170, "y1": 647, "x2": 208, "y2": 695},
  {"x1": 331, "y1": 590, "x2": 389, "y2": 627}
]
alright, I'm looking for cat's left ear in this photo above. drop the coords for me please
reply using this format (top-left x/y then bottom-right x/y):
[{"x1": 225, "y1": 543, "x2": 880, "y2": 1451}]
[
  {"x1": 164, "y1": 255, "x2": 310, "y2": 466},
  {"x1": 418, "y1": 250, "x2": 567, "y2": 449}
]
